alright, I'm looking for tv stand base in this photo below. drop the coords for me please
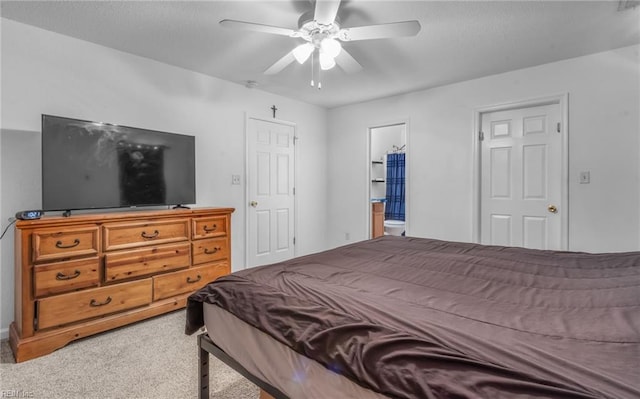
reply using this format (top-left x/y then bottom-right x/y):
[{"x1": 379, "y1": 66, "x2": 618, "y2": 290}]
[
  {"x1": 10, "y1": 207, "x2": 234, "y2": 362},
  {"x1": 10, "y1": 295, "x2": 188, "y2": 363}
]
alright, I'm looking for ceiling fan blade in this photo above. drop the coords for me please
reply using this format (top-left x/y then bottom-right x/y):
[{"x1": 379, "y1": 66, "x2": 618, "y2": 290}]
[
  {"x1": 314, "y1": 0, "x2": 341, "y2": 25},
  {"x1": 339, "y1": 20, "x2": 421, "y2": 41},
  {"x1": 264, "y1": 51, "x2": 297, "y2": 75},
  {"x1": 220, "y1": 19, "x2": 297, "y2": 37},
  {"x1": 335, "y1": 48, "x2": 363, "y2": 74}
]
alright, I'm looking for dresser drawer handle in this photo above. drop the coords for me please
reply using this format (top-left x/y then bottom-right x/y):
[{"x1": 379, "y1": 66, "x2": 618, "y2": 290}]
[
  {"x1": 90, "y1": 296, "x2": 112, "y2": 307},
  {"x1": 55, "y1": 239, "x2": 80, "y2": 249},
  {"x1": 141, "y1": 230, "x2": 159, "y2": 239},
  {"x1": 204, "y1": 247, "x2": 221, "y2": 255},
  {"x1": 186, "y1": 275, "x2": 202, "y2": 284},
  {"x1": 203, "y1": 224, "x2": 217, "y2": 232},
  {"x1": 56, "y1": 270, "x2": 81, "y2": 280}
]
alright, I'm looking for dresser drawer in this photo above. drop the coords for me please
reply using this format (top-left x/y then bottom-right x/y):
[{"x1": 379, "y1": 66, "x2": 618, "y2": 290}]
[
  {"x1": 37, "y1": 279, "x2": 152, "y2": 330},
  {"x1": 153, "y1": 262, "x2": 228, "y2": 301},
  {"x1": 192, "y1": 237, "x2": 229, "y2": 265},
  {"x1": 103, "y1": 219, "x2": 189, "y2": 251},
  {"x1": 192, "y1": 215, "x2": 228, "y2": 239},
  {"x1": 34, "y1": 257, "x2": 100, "y2": 297},
  {"x1": 33, "y1": 226, "x2": 99, "y2": 262},
  {"x1": 104, "y1": 243, "x2": 191, "y2": 282}
]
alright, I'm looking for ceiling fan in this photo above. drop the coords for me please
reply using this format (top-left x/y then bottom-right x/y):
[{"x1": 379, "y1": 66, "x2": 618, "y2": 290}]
[{"x1": 220, "y1": 0, "x2": 421, "y2": 80}]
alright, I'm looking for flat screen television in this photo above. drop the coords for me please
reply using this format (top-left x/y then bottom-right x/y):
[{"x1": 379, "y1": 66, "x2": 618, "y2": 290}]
[{"x1": 42, "y1": 114, "x2": 196, "y2": 212}]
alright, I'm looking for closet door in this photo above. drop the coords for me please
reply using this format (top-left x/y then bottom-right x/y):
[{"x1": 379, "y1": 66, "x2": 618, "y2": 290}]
[
  {"x1": 480, "y1": 103, "x2": 563, "y2": 250},
  {"x1": 247, "y1": 118, "x2": 296, "y2": 267}
]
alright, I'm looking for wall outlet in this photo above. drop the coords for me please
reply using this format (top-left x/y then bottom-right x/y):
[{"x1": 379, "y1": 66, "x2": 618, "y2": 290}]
[
  {"x1": 345, "y1": 232, "x2": 350, "y2": 241},
  {"x1": 231, "y1": 175, "x2": 241, "y2": 185},
  {"x1": 579, "y1": 171, "x2": 590, "y2": 184}
]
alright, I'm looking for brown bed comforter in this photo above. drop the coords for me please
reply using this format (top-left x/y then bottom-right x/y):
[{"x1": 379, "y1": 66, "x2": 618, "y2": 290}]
[{"x1": 186, "y1": 236, "x2": 640, "y2": 399}]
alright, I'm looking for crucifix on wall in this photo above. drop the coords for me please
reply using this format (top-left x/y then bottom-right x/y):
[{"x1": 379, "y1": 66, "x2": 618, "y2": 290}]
[{"x1": 271, "y1": 105, "x2": 278, "y2": 118}]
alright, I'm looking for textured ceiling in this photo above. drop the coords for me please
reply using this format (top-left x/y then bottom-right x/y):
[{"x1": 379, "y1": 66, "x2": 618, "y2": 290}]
[{"x1": 2, "y1": 1, "x2": 639, "y2": 108}]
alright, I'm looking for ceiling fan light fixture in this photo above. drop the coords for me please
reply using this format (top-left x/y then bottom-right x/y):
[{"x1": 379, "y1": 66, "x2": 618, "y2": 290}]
[
  {"x1": 319, "y1": 51, "x2": 336, "y2": 70},
  {"x1": 293, "y1": 43, "x2": 314, "y2": 64},
  {"x1": 222, "y1": 0, "x2": 421, "y2": 78},
  {"x1": 320, "y1": 38, "x2": 342, "y2": 58}
]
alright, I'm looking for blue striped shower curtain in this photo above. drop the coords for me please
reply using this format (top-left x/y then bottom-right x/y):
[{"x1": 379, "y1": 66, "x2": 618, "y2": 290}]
[{"x1": 385, "y1": 153, "x2": 405, "y2": 221}]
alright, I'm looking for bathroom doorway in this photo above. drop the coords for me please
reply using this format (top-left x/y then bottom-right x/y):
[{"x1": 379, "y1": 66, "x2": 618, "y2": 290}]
[{"x1": 368, "y1": 122, "x2": 407, "y2": 239}]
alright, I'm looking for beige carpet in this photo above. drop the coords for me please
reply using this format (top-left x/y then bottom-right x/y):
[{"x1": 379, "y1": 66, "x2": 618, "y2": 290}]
[{"x1": 0, "y1": 310, "x2": 259, "y2": 398}]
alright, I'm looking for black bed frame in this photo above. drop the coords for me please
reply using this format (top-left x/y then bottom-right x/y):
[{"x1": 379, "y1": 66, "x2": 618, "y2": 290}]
[{"x1": 198, "y1": 332, "x2": 289, "y2": 399}]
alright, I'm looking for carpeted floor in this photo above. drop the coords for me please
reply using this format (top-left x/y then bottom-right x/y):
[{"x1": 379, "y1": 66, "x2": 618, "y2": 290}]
[{"x1": 0, "y1": 310, "x2": 259, "y2": 398}]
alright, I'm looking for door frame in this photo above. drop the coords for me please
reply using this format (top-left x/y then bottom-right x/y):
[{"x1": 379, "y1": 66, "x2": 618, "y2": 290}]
[
  {"x1": 244, "y1": 115, "x2": 298, "y2": 269},
  {"x1": 471, "y1": 93, "x2": 569, "y2": 249},
  {"x1": 366, "y1": 119, "x2": 410, "y2": 239}
]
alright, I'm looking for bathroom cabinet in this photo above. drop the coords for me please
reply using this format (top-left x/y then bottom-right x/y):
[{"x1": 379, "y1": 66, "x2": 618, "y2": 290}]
[{"x1": 372, "y1": 202, "x2": 384, "y2": 238}]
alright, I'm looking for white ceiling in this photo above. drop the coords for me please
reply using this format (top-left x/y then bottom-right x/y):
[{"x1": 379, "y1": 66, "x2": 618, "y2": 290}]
[{"x1": 2, "y1": 1, "x2": 639, "y2": 108}]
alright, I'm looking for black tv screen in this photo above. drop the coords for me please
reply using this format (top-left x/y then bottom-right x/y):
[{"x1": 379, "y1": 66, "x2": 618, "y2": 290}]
[{"x1": 42, "y1": 115, "x2": 196, "y2": 211}]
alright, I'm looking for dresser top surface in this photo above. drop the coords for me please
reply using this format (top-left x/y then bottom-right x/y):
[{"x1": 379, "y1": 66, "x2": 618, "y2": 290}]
[{"x1": 16, "y1": 207, "x2": 235, "y2": 229}]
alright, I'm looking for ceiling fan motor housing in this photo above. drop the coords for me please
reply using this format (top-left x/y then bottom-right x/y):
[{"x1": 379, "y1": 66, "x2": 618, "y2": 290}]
[{"x1": 297, "y1": 10, "x2": 342, "y2": 47}]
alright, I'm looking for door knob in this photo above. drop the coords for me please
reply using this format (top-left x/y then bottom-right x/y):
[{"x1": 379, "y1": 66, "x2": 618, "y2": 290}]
[
  {"x1": 250, "y1": 201, "x2": 258, "y2": 208},
  {"x1": 547, "y1": 204, "x2": 558, "y2": 213}
]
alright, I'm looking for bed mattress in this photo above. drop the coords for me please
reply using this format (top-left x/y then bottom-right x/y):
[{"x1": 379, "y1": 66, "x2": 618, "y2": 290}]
[
  {"x1": 187, "y1": 236, "x2": 640, "y2": 398},
  {"x1": 203, "y1": 302, "x2": 388, "y2": 398}
]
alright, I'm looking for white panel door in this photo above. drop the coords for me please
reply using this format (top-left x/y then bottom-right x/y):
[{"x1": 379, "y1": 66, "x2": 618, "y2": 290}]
[
  {"x1": 480, "y1": 103, "x2": 562, "y2": 249},
  {"x1": 247, "y1": 118, "x2": 295, "y2": 267}
]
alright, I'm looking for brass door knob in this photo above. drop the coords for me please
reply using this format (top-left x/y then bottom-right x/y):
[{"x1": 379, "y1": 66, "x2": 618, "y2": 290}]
[
  {"x1": 250, "y1": 201, "x2": 258, "y2": 208},
  {"x1": 547, "y1": 204, "x2": 558, "y2": 213}
]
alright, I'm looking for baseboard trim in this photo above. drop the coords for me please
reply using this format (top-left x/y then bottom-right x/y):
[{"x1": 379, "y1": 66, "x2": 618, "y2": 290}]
[{"x1": 1, "y1": 327, "x2": 9, "y2": 340}]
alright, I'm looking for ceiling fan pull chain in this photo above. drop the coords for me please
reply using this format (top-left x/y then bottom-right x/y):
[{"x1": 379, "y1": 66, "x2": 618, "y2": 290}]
[
  {"x1": 318, "y1": 54, "x2": 322, "y2": 90},
  {"x1": 310, "y1": 51, "x2": 315, "y2": 87}
]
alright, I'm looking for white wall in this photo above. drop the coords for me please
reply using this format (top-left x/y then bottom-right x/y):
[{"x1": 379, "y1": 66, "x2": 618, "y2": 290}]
[
  {"x1": 328, "y1": 45, "x2": 640, "y2": 252},
  {"x1": 0, "y1": 19, "x2": 328, "y2": 338}
]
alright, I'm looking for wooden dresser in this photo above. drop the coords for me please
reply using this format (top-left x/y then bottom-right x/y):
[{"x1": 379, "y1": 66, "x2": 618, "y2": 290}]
[{"x1": 9, "y1": 207, "x2": 234, "y2": 362}]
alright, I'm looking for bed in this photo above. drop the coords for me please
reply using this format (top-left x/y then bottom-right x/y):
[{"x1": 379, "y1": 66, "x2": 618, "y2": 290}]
[{"x1": 185, "y1": 235, "x2": 640, "y2": 399}]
